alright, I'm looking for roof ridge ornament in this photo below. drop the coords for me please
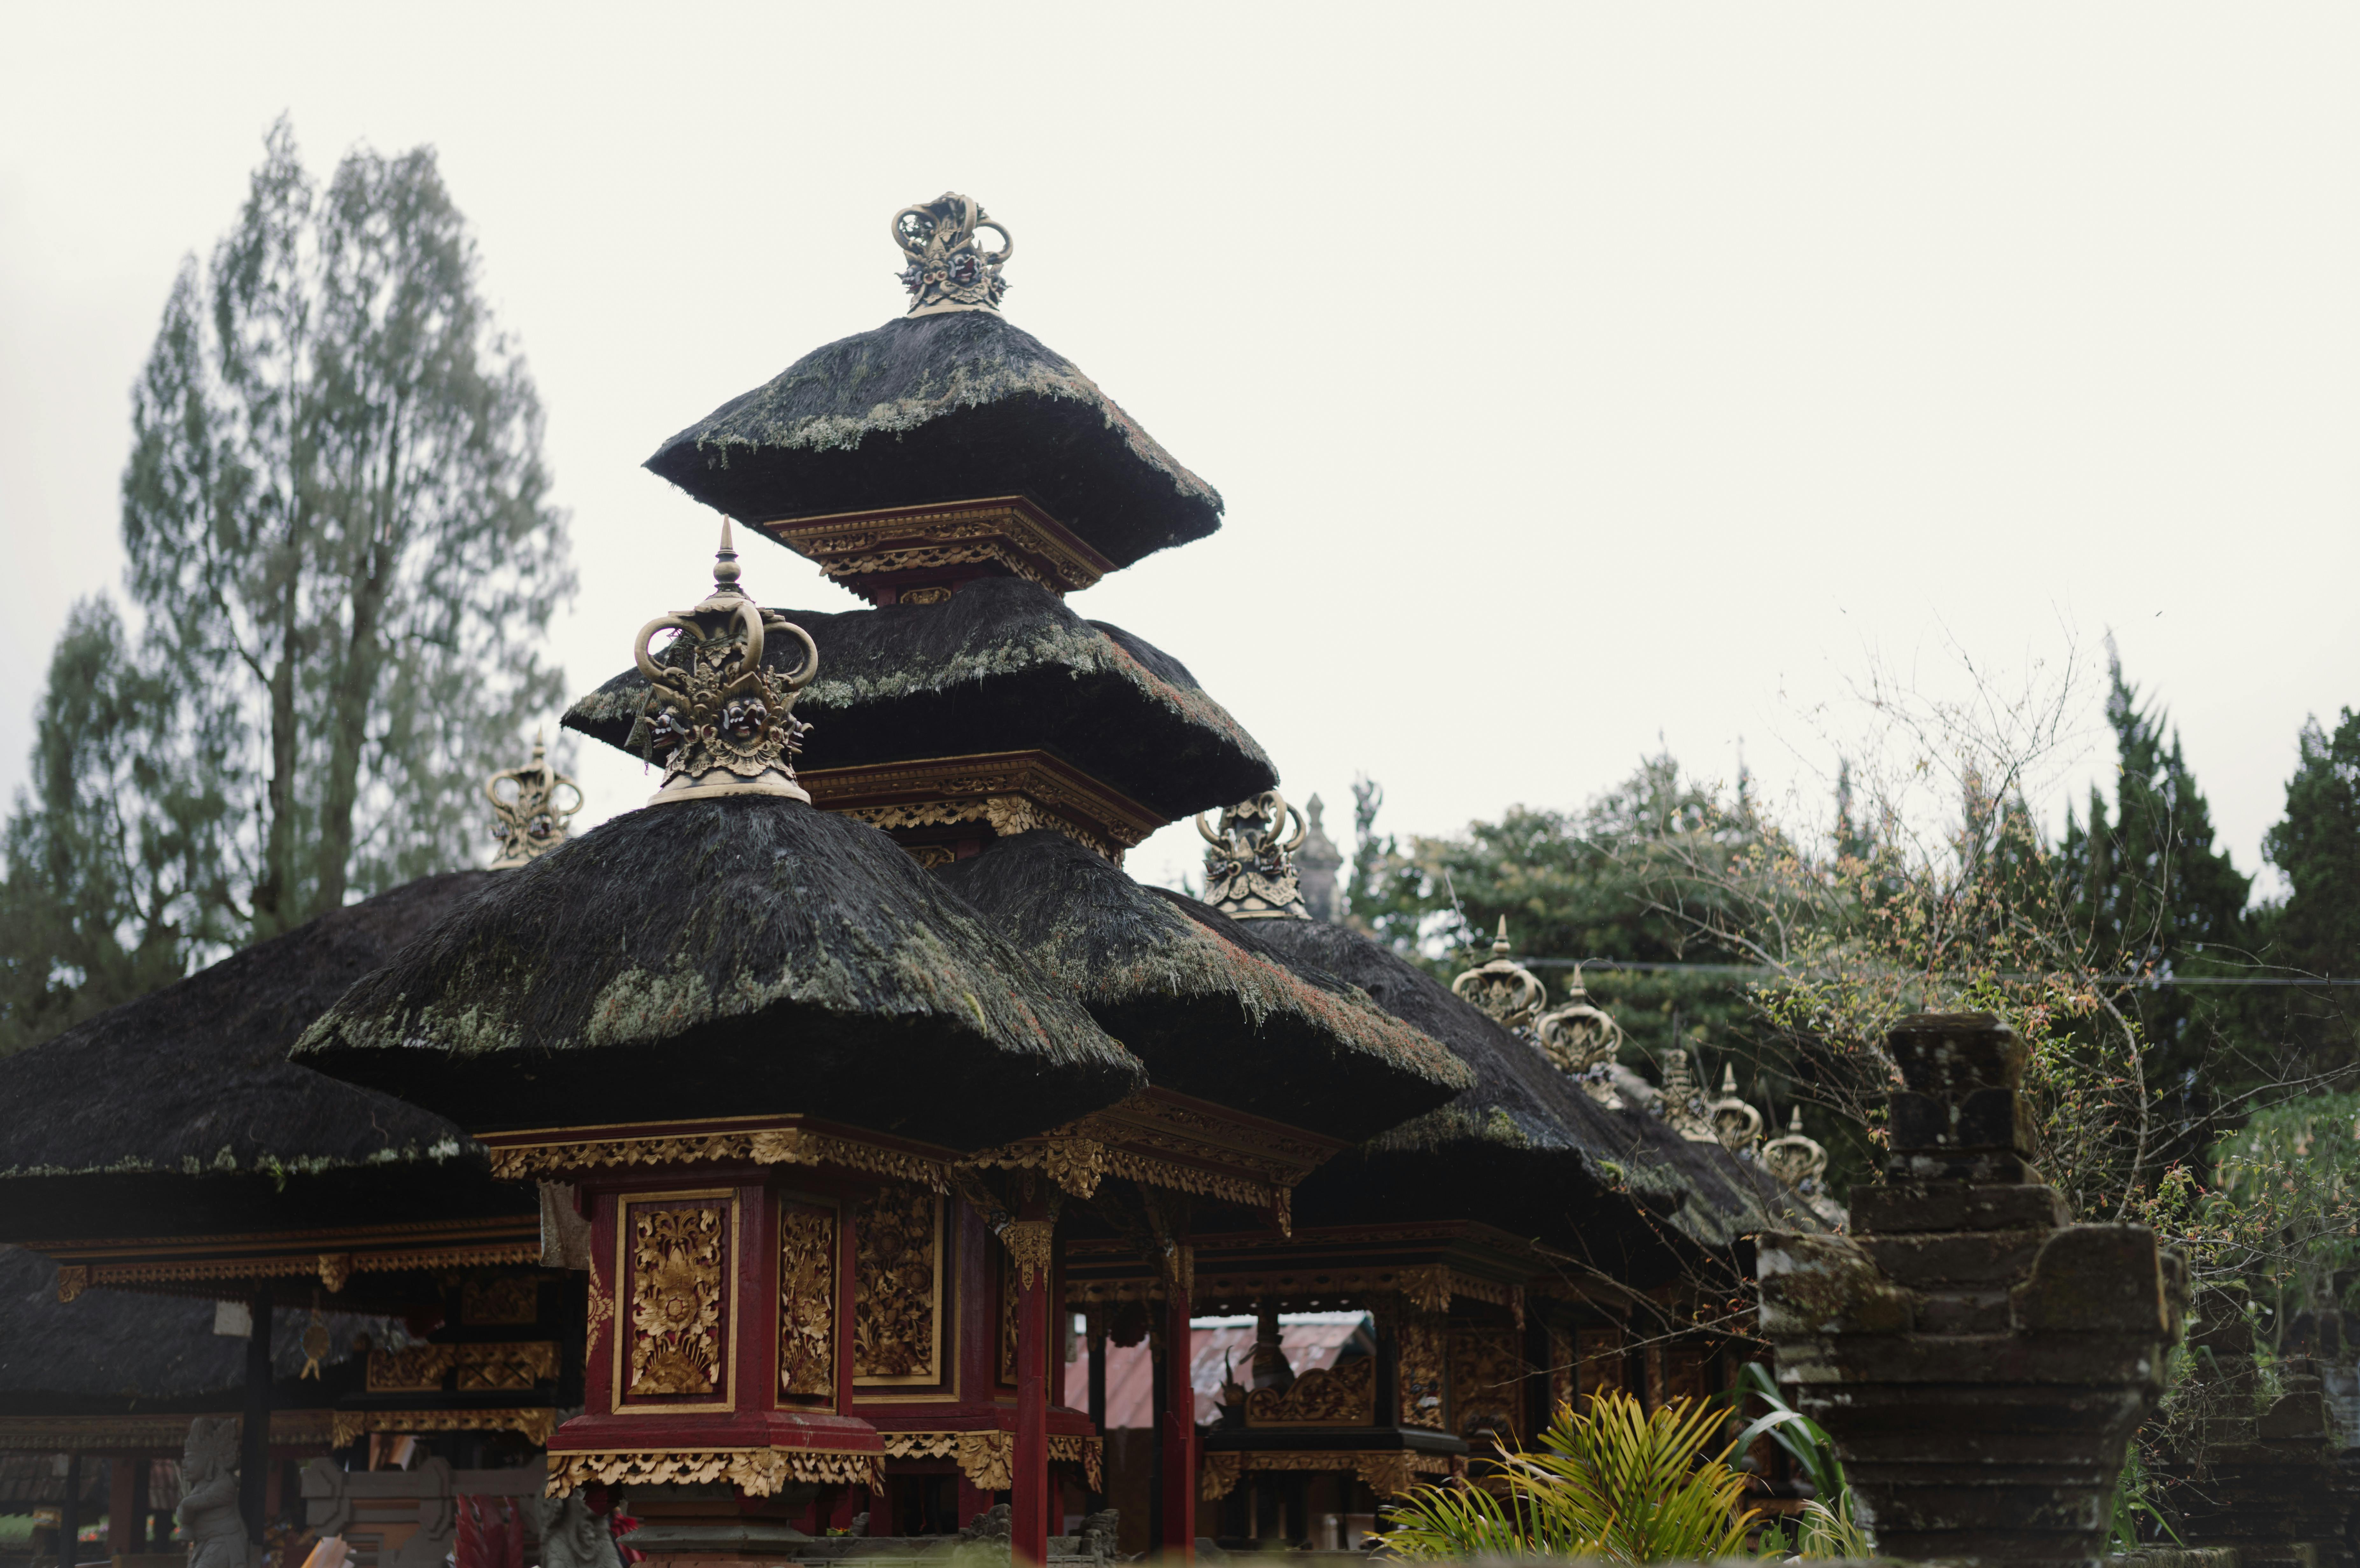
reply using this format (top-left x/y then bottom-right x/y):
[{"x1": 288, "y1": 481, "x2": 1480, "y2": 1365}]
[
  {"x1": 631, "y1": 521, "x2": 821, "y2": 806},
  {"x1": 1706, "y1": 1062, "x2": 1766, "y2": 1153},
  {"x1": 1198, "y1": 790, "x2": 1310, "y2": 920},
  {"x1": 1451, "y1": 918, "x2": 1548, "y2": 1032},
  {"x1": 895, "y1": 193, "x2": 1012, "y2": 317},
  {"x1": 1658, "y1": 1047, "x2": 1717, "y2": 1143},
  {"x1": 1535, "y1": 964, "x2": 1626, "y2": 1106},
  {"x1": 487, "y1": 732, "x2": 583, "y2": 868}
]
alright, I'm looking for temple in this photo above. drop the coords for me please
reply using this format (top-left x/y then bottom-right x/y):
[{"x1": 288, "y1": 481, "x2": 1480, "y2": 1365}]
[{"x1": 1, "y1": 190, "x2": 1835, "y2": 1568}]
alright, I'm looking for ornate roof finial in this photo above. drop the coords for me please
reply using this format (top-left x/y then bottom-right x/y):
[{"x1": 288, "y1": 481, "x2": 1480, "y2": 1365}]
[
  {"x1": 894, "y1": 193, "x2": 1012, "y2": 317},
  {"x1": 1536, "y1": 964, "x2": 1626, "y2": 1105},
  {"x1": 1658, "y1": 1047, "x2": 1717, "y2": 1142},
  {"x1": 1762, "y1": 1105, "x2": 1830, "y2": 1193},
  {"x1": 1707, "y1": 1062, "x2": 1766, "y2": 1153},
  {"x1": 1296, "y1": 794, "x2": 1344, "y2": 921},
  {"x1": 1452, "y1": 917, "x2": 1548, "y2": 1032},
  {"x1": 631, "y1": 528, "x2": 821, "y2": 806},
  {"x1": 1197, "y1": 790, "x2": 1310, "y2": 919},
  {"x1": 487, "y1": 732, "x2": 583, "y2": 868}
]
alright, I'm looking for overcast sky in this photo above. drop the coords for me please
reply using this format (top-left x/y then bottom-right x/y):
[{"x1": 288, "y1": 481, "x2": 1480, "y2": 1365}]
[{"x1": 3, "y1": 5, "x2": 2355, "y2": 901}]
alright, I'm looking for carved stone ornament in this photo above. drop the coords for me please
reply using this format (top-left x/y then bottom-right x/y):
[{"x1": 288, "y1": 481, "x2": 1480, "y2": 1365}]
[
  {"x1": 1706, "y1": 1063, "x2": 1765, "y2": 1152},
  {"x1": 894, "y1": 192, "x2": 1012, "y2": 316},
  {"x1": 1198, "y1": 791, "x2": 1311, "y2": 920},
  {"x1": 630, "y1": 521, "x2": 818, "y2": 807},
  {"x1": 177, "y1": 1417, "x2": 255, "y2": 1568},
  {"x1": 1451, "y1": 918, "x2": 1548, "y2": 1032},
  {"x1": 536, "y1": 1494, "x2": 623, "y2": 1568},
  {"x1": 1535, "y1": 966, "x2": 1625, "y2": 1105},
  {"x1": 1657, "y1": 1048, "x2": 1717, "y2": 1143},
  {"x1": 1762, "y1": 1104, "x2": 1830, "y2": 1191},
  {"x1": 487, "y1": 733, "x2": 583, "y2": 868}
]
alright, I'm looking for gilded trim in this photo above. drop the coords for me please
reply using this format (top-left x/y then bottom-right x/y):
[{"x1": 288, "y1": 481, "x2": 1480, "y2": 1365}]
[
  {"x1": 331, "y1": 1407, "x2": 556, "y2": 1448},
  {"x1": 1200, "y1": 1447, "x2": 1459, "y2": 1501},
  {"x1": 546, "y1": 1447, "x2": 883, "y2": 1497},
  {"x1": 800, "y1": 751, "x2": 1164, "y2": 860},
  {"x1": 755, "y1": 497, "x2": 1116, "y2": 598},
  {"x1": 878, "y1": 1431, "x2": 1101, "y2": 1491},
  {"x1": 612, "y1": 1191, "x2": 741, "y2": 1414},
  {"x1": 0, "y1": 1409, "x2": 334, "y2": 1453},
  {"x1": 483, "y1": 1122, "x2": 951, "y2": 1189}
]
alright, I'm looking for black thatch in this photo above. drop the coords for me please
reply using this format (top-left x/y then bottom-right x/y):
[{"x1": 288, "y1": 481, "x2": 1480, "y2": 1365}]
[
  {"x1": 931, "y1": 832, "x2": 1472, "y2": 1143},
  {"x1": 0, "y1": 872, "x2": 531, "y2": 1245},
  {"x1": 1245, "y1": 920, "x2": 1812, "y2": 1278},
  {"x1": 645, "y1": 312, "x2": 1222, "y2": 570},
  {"x1": 296, "y1": 800, "x2": 1143, "y2": 1150},
  {"x1": 0, "y1": 1247, "x2": 382, "y2": 1414},
  {"x1": 564, "y1": 575, "x2": 1274, "y2": 824}
]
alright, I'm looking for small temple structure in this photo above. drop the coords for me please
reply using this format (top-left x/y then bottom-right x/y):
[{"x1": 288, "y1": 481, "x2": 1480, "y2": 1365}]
[{"x1": 0, "y1": 189, "x2": 1916, "y2": 1568}]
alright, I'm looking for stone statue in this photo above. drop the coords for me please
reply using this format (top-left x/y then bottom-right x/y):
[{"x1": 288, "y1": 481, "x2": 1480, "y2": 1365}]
[
  {"x1": 534, "y1": 1495, "x2": 622, "y2": 1568},
  {"x1": 175, "y1": 1418, "x2": 256, "y2": 1568}
]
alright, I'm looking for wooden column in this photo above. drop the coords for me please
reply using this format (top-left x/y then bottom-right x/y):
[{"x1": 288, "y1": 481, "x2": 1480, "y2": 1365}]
[
  {"x1": 1010, "y1": 1209, "x2": 1054, "y2": 1565},
  {"x1": 1085, "y1": 1308, "x2": 1108, "y2": 1513},
  {"x1": 108, "y1": 1456, "x2": 139, "y2": 1558},
  {"x1": 239, "y1": 1284, "x2": 272, "y2": 1545},
  {"x1": 1158, "y1": 1248, "x2": 1194, "y2": 1563},
  {"x1": 57, "y1": 1452, "x2": 81, "y2": 1568}
]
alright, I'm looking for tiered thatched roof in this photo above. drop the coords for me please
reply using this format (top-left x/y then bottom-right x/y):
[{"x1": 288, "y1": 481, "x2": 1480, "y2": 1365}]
[
  {"x1": 645, "y1": 312, "x2": 1222, "y2": 569},
  {"x1": 934, "y1": 831, "x2": 1472, "y2": 1142},
  {"x1": 297, "y1": 800, "x2": 1144, "y2": 1148},
  {"x1": 565, "y1": 575, "x2": 1273, "y2": 825}
]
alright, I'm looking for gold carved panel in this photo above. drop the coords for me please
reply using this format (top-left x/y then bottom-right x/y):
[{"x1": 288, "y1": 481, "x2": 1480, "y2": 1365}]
[
  {"x1": 997, "y1": 1250, "x2": 1019, "y2": 1386},
  {"x1": 1398, "y1": 1309, "x2": 1447, "y2": 1431},
  {"x1": 1577, "y1": 1327, "x2": 1625, "y2": 1404},
  {"x1": 616, "y1": 1193, "x2": 737, "y2": 1409},
  {"x1": 1244, "y1": 1355, "x2": 1374, "y2": 1427},
  {"x1": 366, "y1": 1345, "x2": 455, "y2": 1392},
  {"x1": 455, "y1": 1341, "x2": 559, "y2": 1391},
  {"x1": 852, "y1": 1186, "x2": 941, "y2": 1385},
  {"x1": 1450, "y1": 1327, "x2": 1523, "y2": 1445},
  {"x1": 460, "y1": 1276, "x2": 541, "y2": 1326},
  {"x1": 779, "y1": 1200, "x2": 837, "y2": 1400}
]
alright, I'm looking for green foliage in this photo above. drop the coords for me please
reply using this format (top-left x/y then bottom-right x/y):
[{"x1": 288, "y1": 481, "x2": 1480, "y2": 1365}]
[
  {"x1": 2255, "y1": 707, "x2": 2360, "y2": 1070},
  {"x1": 1734, "y1": 1362, "x2": 1870, "y2": 1558},
  {"x1": 1, "y1": 118, "x2": 571, "y2": 1051},
  {"x1": 2202, "y1": 1088, "x2": 2360, "y2": 1315},
  {"x1": 1373, "y1": 1390, "x2": 1758, "y2": 1563}
]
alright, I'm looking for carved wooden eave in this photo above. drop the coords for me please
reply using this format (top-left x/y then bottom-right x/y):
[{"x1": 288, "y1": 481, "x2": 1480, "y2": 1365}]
[
  {"x1": 0, "y1": 1408, "x2": 336, "y2": 1454},
  {"x1": 329, "y1": 1406, "x2": 557, "y2": 1448},
  {"x1": 477, "y1": 1114, "x2": 959, "y2": 1189},
  {"x1": 802, "y1": 749, "x2": 1164, "y2": 865},
  {"x1": 40, "y1": 1214, "x2": 542, "y2": 1304},
  {"x1": 754, "y1": 496, "x2": 1118, "y2": 605}
]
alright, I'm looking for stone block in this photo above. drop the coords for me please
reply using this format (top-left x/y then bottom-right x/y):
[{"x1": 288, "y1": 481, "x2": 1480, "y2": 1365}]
[
  {"x1": 1756, "y1": 1232, "x2": 1913, "y2": 1336},
  {"x1": 1850, "y1": 1182, "x2": 2068, "y2": 1234},
  {"x1": 1886, "y1": 1011, "x2": 2025, "y2": 1096},
  {"x1": 1858, "y1": 1228, "x2": 2049, "y2": 1287},
  {"x1": 2012, "y1": 1225, "x2": 2171, "y2": 1335}
]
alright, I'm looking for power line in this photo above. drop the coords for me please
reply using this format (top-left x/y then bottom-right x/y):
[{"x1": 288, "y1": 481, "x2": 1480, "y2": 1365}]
[{"x1": 1507, "y1": 956, "x2": 2360, "y2": 988}]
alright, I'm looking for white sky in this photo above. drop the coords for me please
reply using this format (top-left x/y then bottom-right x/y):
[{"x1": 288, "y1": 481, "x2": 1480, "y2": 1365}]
[{"x1": 3, "y1": 5, "x2": 2355, "y2": 904}]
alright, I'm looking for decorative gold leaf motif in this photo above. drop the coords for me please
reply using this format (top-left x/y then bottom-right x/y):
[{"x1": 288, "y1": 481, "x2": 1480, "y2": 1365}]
[
  {"x1": 1004, "y1": 1220, "x2": 1055, "y2": 1292},
  {"x1": 332, "y1": 1408, "x2": 555, "y2": 1448},
  {"x1": 1398, "y1": 1309, "x2": 1448, "y2": 1431},
  {"x1": 367, "y1": 1345, "x2": 456, "y2": 1393},
  {"x1": 53, "y1": 1266, "x2": 87, "y2": 1304},
  {"x1": 486, "y1": 1128, "x2": 948, "y2": 1189},
  {"x1": 460, "y1": 1276, "x2": 541, "y2": 1326},
  {"x1": 957, "y1": 1430, "x2": 1013, "y2": 1492},
  {"x1": 998, "y1": 1253, "x2": 1020, "y2": 1385},
  {"x1": 545, "y1": 1446, "x2": 881, "y2": 1498},
  {"x1": 853, "y1": 1186, "x2": 939, "y2": 1382},
  {"x1": 1244, "y1": 1355, "x2": 1375, "y2": 1427},
  {"x1": 455, "y1": 1341, "x2": 560, "y2": 1391},
  {"x1": 1202, "y1": 1448, "x2": 1455, "y2": 1501},
  {"x1": 628, "y1": 1205, "x2": 725, "y2": 1397},
  {"x1": 1450, "y1": 1327, "x2": 1523, "y2": 1444},
  {"x1": 585, "y1": 1255, "x2": 614, "y2": 1355},
  {"x1": 317, "y1": 1253, "x2": 353, "y2": 1293},
  {"x1": 778, "y1": 1203, "x2": 836, "y2": 1399},
  {"x1": 1043, "y1": 1138, "x2": 1106, "y2": 1200}
]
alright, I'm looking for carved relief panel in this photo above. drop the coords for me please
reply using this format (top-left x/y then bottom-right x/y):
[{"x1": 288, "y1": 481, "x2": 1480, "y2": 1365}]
[
  {"x1": 778, "y1": 1200, "x2": 837, "y2": 1401},
  {"x1": 1244, "y1": 1355, "x2": 1375, "y2": 1427},
  {"x1": 852, "y1": 1185, "x2": 943, "y2": 1387},
  {"x1": 615, "y1": 1192, "x2": 737, "y2": 1410},
  {"x1": 1575, "y1": 1327, "x2": 1626, "y2": 1404},
  {"x1": 1450, "y1": 1327, "x2": 1523, "y2": 1446},
  {"x1": 1398, "y1": 1308, "x2": 1448, "y2": 1431}
]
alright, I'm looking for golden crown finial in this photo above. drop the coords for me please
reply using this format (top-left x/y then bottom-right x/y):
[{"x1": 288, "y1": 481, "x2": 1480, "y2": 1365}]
[
  {"x1": 1536, "y1": 963, "x2": 1627, "y2": 1106},
  {"x1": 1452, "y1": 920, "x2": 1548, "y2": 1032},
  {"x1": 1196, "y1": 790, "x2": 1311, "y2": 920},
  {"x1": 894, "y1": 193, "x2": 1012, "y2": 317},
  {"x1": 487, "y1": 732, "x2": 583, "y2": 868},
  {"x1": 630, "y1": 536, "x2": 821, "y2": 806}
]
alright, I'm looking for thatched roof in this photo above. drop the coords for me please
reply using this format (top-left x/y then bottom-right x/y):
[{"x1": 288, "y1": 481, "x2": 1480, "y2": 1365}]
[
  {"x1": 0, "y1": 1247, "x2": 383, "y2": 1414},
  {"x1": 932, "y1": 832, "x2": 1473, "y2": 1142},
  {"x1": 645, "y1": 312, "x2": 1222, "y2": 571},
  {"x1": 0, "y1": 872, "x2": 531, "y2": 1244},
  {"x1": 296, "y1": 799, "x2": 1143, "y2": 1150},
  {"x1": 564, "y1": 575, "x2": 1273, "y2": 825},
  {"x1": 1245, "y1": 920, "x2": 1814, "y2": 1276}
]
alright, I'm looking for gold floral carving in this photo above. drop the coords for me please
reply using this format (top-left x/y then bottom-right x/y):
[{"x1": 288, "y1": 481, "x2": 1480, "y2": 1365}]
[
  {"x1": 53, "y1": 1266, "x2": 87, "y2": 1304},
  {"x1": 546, "y1": 1447, "x2": 882, "y2": 1498},
  {"x1": 960, "y1": 1431, "x2": 1012, "y2": 1492},
  {"x1": 318, "y1": 1253, "x2": 353, "y2": 1293},
  {"x1": 1003, "y1": 1220, "x2": 1055, "y2": 1291},
  {"x1": 585, "y1": 1255, "x2": 614, "y2": 1355},
  {"x1": 1399, "y1": 1265, "x2": 1453, "y2": 1315},
  {"x1": 367, "y1": 1345, "x2": 457, "y2": 1392},
  {"x1": 1043, "y1": 1138, "x2": 1107, "y2": 1200},
  {"x1": 1450, "y1": 1327, "x2": 1524, "y2": 1443},
  {"x1": 853, "y1": 1186, "x2": 940, "y2": 1383},
  {"x1": 1399, "y1": 1310, "x2": 1448, "y2": 1431},
  {"x1": 1575, "y1": 1327, "x2": 1626, "y2": 1402},
  {"x1": 486, "y1": 1127, "x2": 949, "y2": 1189},
  {"x1": 1200, "y1": 1448, "x2": 1454, "y2": 1501},
  {"x1": 332, "y1": 1408, "x2": 555, "y2": 1448},
  {"x1": 998, "y1": 1257, "x2": 1019, "y2": 1385},
  {"x1": 778, "y1": 1203, "x2": 836, "y2": 1399},
  {"x1": 456, "y1": 1341, "x2": 560, "y2": 1391},
  {"x1": 461, "y1": 1277, "x2": 541, "y2": 1326},
  {"x1": 1245, "y1": 1355, "x2": 1375, "y2": 1427},
  {"x1": 1050, "y1": 1434, "x2": 1103, "y2": 1491},
  {"x1": 629, "y1": 1206, "x2": 725, "y2": 1397},
  {"x1": 801, "y1": 752, "x2": 1162, "y2": 862},
  {"x1": 759, "y1": 499, "x2": 1116, "y2": 598}
]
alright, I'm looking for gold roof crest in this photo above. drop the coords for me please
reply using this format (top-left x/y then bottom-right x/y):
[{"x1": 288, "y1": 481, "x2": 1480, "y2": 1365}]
[
  {"x1": 895, "y1": 193, "x2": 1012, "y2": 317},
  {"x1": 486, "y1": 733, "x2": 582, "y2": 869},
  {"x1": 1198, "y1": 791, "x2": 1310, "y2": 920}
]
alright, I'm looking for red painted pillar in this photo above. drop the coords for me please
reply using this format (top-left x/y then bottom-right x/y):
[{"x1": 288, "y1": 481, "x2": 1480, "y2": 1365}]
[
  {"x1": 1012, "y1": 1214, "x2": 1054, "y2": 1565},
  {"x1": 107, "y1": 1456, "x2": 139, "y2": 1558},
  {"x1": 1160, "y1": 1248, "x2": 1195, "y2": 1564}
]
